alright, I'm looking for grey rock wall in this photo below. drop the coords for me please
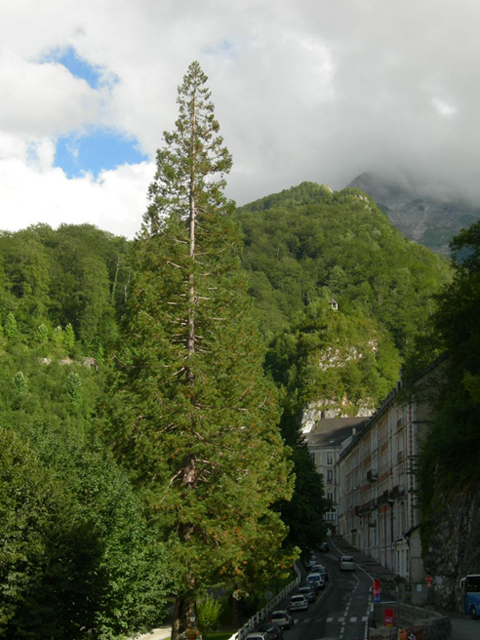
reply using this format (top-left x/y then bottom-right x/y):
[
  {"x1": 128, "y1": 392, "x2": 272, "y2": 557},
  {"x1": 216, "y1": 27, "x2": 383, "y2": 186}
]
[{"x1": 423, "y1": 487, "x2": 480, "y2": 611}]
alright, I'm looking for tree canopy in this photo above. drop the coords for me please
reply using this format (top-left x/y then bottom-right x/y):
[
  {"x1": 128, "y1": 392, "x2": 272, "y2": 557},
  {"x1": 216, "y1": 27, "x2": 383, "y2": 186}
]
[
  {"x1": 105, "y1": 62, "x2": 296, "y2": 639},
  {"x1": 236, "y1": 182, "x2": 452, "y2": 355},
  {"x1": 406, "y1": 220, "x2": 480, "y2": 548}
]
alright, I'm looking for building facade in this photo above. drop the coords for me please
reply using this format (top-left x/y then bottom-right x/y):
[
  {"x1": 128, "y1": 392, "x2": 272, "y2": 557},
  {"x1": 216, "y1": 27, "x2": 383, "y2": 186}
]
[
  {"x1": 303, "y1": 418, "x2": 369, "y2": 535},
  {"x1": 305, "y1": 358, "x2": 444, "y2": 584}
]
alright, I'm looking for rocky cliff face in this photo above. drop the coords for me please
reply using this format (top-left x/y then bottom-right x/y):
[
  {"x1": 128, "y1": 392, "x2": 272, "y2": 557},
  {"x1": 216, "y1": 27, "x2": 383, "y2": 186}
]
[
  {"x1": 423, "y1": 486, "x2": 480, "y2": 611},
  {"x1": 346, "y1": 172, "x2": 480, "y2": 253}
]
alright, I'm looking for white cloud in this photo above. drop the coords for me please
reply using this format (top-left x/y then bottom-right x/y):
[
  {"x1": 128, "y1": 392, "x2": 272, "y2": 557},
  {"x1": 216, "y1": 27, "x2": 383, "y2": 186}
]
[
  {"x1": 0, "y1": 152, "x2": 153, "y2": 238},
  {"x1": 0, "y1": 0, "x2": 479, "y2": 237},
  {"x1": 432, "y1": 98, "x2": 457, "y2": 118},
  {"x1": 0, "y1": 51, "x2": 111, "y2": 138}
]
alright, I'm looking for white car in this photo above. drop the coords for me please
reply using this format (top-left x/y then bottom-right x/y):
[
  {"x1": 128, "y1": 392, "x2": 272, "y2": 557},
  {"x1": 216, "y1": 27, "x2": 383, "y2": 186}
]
[
  {"x1": 297, "y1": 585, "x2": 316, "y2": 602},
  {"x1": 246, "y1": 634, "x2": 268, "y2": 640},
  {"x1": 306, "y1": 572, "x2": 325, "y2": 591},
  {"x1": 288, "y1": 594, "x2": 309, "y2": 611},
  {"x1": 340, "y1": 555, "x2": 356, "y2": 571},
  {"x1": 269, "y1": 610, "x2": 293, "y2": 629}
]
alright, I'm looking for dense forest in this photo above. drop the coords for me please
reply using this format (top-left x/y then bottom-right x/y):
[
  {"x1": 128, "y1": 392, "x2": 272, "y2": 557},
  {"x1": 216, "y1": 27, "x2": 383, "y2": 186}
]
[
  {"x1": 0, "y1": 184, "x2": 461, "y2": 639},
  {"x1": 236, "y1": 182, "x2": 451, "y2": 417},
  {"x1": 1, "y1": 61, "x2": 478, "y2": 640}
]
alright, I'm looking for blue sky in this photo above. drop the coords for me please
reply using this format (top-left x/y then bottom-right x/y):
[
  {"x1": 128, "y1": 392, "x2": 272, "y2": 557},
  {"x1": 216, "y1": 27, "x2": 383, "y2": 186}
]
[
  {"x1": 42, "y1": 47, "x2": 149, "y2": 178},
  {"x1": 49, "y1": 46, "x2": 104, "y2": 89},
  {"x1": 54, "y1": 130, "x2": 149, "y2": 178}
]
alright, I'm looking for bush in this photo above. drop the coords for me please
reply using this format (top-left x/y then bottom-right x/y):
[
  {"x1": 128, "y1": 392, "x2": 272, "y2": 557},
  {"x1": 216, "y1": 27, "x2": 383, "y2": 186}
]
[{"x1": 197, "y1": 594, "x2": 222, "y2": 634}]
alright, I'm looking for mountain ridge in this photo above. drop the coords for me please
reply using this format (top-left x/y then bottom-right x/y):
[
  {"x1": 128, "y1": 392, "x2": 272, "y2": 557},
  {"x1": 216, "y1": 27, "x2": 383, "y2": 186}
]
[{"x1": 346, "y1": 171, "x2": 480, "y2": 253}]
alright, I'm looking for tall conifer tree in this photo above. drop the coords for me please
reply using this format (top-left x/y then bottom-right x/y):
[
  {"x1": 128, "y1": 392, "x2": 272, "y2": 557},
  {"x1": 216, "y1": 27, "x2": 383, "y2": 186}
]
[{"x1": 108, "y1": 62, "x2": 295, "y2": 638}]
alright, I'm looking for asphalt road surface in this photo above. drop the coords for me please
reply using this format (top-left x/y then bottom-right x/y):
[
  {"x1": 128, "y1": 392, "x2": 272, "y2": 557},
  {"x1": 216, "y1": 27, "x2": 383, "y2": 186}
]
[{"x1": 284, "y1": 547, "x2": 372, "y2": 640}]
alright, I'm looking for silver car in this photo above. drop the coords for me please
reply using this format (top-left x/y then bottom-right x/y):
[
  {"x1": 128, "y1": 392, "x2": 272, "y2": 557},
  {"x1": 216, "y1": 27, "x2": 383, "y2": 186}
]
[
  {"x1": 288, "y1": 594, "x2": 309, "y2": 611},
  {"x1": 269, "y1": 610, "x2": 293, "y2": 629}
]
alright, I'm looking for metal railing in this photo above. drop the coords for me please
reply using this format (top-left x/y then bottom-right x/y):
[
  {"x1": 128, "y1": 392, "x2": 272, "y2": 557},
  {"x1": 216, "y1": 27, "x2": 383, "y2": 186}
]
[{"x1": 226, "y1": 565, "x2": 302, "y2": 640}]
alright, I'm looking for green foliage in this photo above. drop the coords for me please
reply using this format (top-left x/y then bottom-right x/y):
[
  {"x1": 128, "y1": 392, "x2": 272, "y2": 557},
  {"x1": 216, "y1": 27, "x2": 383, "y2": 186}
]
[
  {"x1": 0, "y1": 224, "x2": 130, "y2": 356},
  {"x1": 4, "y1": 313, "x2": 17, "y2": 339},
  {"x1": 267, "y1": 299, "x2": 400, "y2": 414},
  {"x1": 196, "y1": 594, "x2": 222, "y2": 634},
  {"x1": 0, "y1": 331, "x2": 169, "y2": 638},
  {"x1": 0, "y1": 423, "x2": 169, "y2": 640},
  {"x1": 106, "y1": 62, "x2": 295, "y2": 637},
  {"x1": 34, "y1": 322, "x2": 49, "y2": 344},
  {"x1": 414, "y1": 220, "x2": 480, "y2": 550},
  {"x1": 64, "y1": 322, "x2": 76, "y2": 354},
  {"x1": 236, "y1": 182, "x2": 452, "y2": 355},
  {"x1": 62, "y1": 372, "x2": 83, "y2": 408},
  {"x1": 12, "y1": 370, "x2": 27, "y2": 393}
]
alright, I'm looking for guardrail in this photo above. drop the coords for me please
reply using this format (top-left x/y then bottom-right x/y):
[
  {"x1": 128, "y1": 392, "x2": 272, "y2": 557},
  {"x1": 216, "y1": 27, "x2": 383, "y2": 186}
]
[{"x1": 226, "y1": 565, "x2": 302, "y2": 640}]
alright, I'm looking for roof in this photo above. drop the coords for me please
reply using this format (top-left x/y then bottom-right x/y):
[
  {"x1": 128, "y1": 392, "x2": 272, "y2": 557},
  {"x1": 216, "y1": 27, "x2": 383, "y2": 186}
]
[{"x1": 303, "y1": 417, "x2": 369, "y2": 448}]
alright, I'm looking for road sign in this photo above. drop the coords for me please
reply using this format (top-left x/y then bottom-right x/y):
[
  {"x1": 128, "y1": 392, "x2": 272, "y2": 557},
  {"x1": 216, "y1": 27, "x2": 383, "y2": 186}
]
[
  {"x1": 384, "y1": 608, "x2": 394, "y2": 627},
  {"x1": 426, "y1": 575, "x2": 433, "y2": 588}
]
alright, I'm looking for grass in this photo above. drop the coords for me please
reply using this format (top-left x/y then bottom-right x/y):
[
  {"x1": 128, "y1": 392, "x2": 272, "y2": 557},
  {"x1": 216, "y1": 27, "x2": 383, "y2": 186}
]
[{"x1": 204, "y1": 632, "x2": 235, "y2": 640}]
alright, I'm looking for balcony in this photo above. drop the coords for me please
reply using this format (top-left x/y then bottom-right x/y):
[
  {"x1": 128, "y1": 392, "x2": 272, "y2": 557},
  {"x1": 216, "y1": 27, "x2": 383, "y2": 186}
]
[
  {"x1": 377, "y1": 489, "x2": 389, "y2": 505},
  {"x1": 367, "y1": 469, "x2": 378, "y2": 482},
  {"x1": 389, "y1": 484, "x2": 405, "y2": 499}
]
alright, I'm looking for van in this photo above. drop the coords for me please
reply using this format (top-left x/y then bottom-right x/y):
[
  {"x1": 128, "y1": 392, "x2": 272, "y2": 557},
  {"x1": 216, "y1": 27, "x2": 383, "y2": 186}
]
[{"x1": 340, "y1": 555, "x2": 355, "y2": 570}]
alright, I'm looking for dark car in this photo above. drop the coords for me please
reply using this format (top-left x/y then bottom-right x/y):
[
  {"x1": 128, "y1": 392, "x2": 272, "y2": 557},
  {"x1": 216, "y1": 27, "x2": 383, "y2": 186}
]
[
  {"x1": 257, "y1": 622, "x2": 284, "y2": 640},
  {"x1": 319, "y1": 542, "x2": 329, "y2": 553}
]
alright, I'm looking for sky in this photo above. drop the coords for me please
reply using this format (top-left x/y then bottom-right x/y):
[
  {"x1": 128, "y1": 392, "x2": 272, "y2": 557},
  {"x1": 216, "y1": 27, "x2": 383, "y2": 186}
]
[{"x1": 1, "y1": 0, "x2": 479, "y2": 239}]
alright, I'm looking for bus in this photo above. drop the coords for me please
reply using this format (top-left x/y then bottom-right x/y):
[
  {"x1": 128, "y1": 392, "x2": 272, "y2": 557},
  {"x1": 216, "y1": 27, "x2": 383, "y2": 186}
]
[{"x1": 460, "y1": 574, "x2": 480, "y2": 619}]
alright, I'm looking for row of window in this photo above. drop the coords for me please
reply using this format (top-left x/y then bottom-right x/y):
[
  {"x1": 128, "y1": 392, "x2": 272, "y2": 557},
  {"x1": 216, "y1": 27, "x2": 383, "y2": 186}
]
[{"x1": 311, "y1": 451, "x2": 334, "y2": 465}]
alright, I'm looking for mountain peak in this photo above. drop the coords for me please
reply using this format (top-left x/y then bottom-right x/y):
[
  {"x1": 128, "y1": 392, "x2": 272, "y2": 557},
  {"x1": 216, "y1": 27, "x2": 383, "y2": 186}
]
[{"x1": 346, "y1": 172, "x2": 480, "y2": 253}]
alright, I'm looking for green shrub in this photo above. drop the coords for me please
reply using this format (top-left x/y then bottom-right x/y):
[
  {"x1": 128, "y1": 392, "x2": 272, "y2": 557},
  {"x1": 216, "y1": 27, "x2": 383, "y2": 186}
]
[{"x1": 197, "y1": 594, "x2": 223, "y2": 634}]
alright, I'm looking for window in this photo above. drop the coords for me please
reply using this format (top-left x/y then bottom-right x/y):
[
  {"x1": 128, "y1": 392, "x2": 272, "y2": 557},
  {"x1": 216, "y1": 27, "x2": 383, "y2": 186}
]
[
  {"x1": 327, "y1": 452, "x2": 333, "y2": 465},
  {"x1": 327, "y1": 490, "x2": 334, "y2": 502},
  {"x1": 327, "y1": 470, "x2": 333, "y2": 484}
]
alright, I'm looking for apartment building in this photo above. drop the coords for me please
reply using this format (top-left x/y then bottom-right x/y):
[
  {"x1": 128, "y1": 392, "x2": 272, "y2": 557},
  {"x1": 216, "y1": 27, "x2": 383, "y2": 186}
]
[
  {"x1": 303, "y1": 417, "x2": 369, "y2": 534},
  {"x1": 305, "y1": 357, "x2": 445, "y2": 586}
]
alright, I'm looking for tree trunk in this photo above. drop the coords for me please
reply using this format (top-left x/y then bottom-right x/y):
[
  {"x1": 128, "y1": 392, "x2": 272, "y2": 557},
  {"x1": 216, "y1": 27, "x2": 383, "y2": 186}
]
[{"x1": 171, "y1": 578, "x2": 197, "y2": 640}]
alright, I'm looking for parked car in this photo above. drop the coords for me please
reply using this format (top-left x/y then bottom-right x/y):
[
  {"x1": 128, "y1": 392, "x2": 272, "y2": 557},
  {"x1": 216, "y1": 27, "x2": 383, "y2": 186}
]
[
  {"x1": 310, "y1": 562, "x2": 328, "y2": 580},
  {"x1": 269, "y1": 610, "x2": 293, "y2": 629},
  {"x1": 246, "y1": 633, "x2": 268, "y2": 640},
  {"x1": 319, "y1": 542, "x2": 329, "y2": 552},
  {"x1": 256, "y1": 623, "x2": 284, "y2": 640},
  {"x1": 297, "y1": 585, "x2": 316, "y2": 602},
  {"x1": 340, "y1": 555, "x2": 356, "y2": 570},
  {"x1": 314, "y1": 564, "x2": 329, "y2": 581},
  {"x1": 306, "y1": 572, "x2": 325, "y2": 591},
  {"x1": 288, "y1": 594, "x2": 309, "y2": 611}
]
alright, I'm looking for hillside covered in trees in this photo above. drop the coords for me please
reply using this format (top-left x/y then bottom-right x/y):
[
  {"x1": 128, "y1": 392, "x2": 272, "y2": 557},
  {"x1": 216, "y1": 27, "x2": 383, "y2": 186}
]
[
  {"x1": 236, "y1": 181, "x2": 452, "y2": 416},
  {"x1": 0, "y1": 174, "x2": 455, "y2": 637},
  {"x1": 237, "y1": 181, "x2": 451, "y2": 348},
  {"x1": 0, "y1": 57, "x2": 477, "y2": 638}
]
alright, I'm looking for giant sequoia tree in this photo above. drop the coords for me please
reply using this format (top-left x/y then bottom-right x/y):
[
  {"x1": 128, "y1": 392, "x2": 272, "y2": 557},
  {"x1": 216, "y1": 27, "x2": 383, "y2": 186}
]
[{"x1": 108, "y1": 62, "x2": 294, "y2": 638}]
